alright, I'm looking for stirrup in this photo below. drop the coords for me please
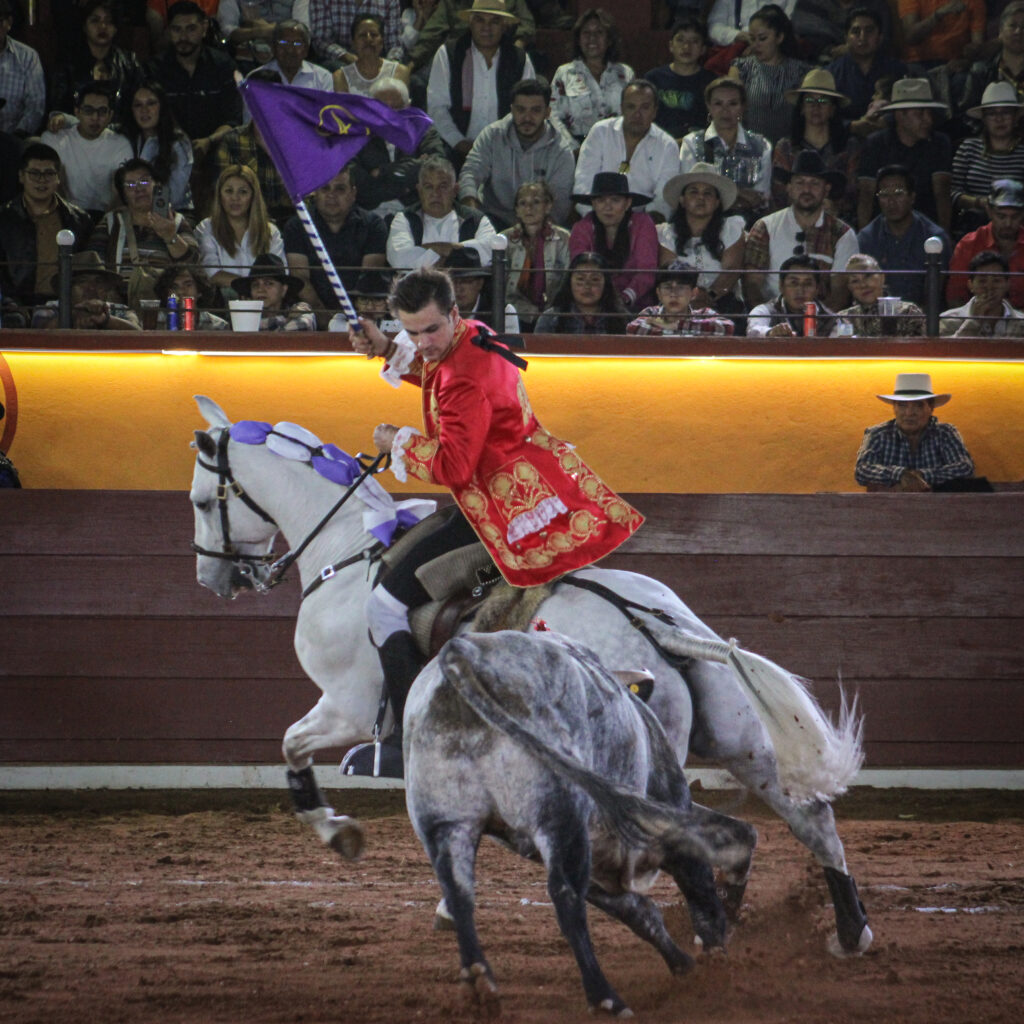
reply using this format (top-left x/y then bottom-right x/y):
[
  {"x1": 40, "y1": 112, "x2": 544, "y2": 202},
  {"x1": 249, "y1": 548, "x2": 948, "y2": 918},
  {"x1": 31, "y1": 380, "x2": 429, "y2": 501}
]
[{"x1": 340, "y1": 735, "x2": 404, "y2": 779}]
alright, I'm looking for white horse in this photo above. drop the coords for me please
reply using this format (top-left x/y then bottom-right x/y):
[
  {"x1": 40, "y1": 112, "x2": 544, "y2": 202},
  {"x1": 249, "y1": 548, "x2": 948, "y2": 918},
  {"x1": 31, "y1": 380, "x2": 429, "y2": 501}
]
[{"x1": 189, "y1": 395, "x2": 872, "y2": 956}]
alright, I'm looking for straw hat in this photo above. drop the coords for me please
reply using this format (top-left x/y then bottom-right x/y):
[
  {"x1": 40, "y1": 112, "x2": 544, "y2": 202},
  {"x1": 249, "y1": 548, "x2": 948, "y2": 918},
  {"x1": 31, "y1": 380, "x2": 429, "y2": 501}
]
[
  {"x1": 662, "y1": 162, "x2": 738, "y2": 212},
  {"x1": 882, "y1": 78, "x2": 948, "y2": 113},
  {"x1": 785, "y1": 68, "x2": 850, "y2": 107},
  {"x1": 966, "y1": 81, "x2": 1024, "y2": 119},
  {"x1": 457, "y1": 0, "x2": 518, "y2": 22},
  {"x1": 876, "y1": 372, "x2": 951, "y2": 407}
]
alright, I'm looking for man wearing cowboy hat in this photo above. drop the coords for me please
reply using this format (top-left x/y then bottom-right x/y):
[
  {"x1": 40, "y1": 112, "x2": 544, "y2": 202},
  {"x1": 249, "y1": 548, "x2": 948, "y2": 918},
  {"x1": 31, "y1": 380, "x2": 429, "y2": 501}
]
[
  {"x1": 856, "y1": 77, "x2": 952, "y2": 232},
  {"x1": 743, "y1": 149, "x2": 857, "y2": 311},
  {"x1": 854, "y1": 372, "x2": 976, "y2": 491},
  {"x1": 32, "y1": 250, "x2": 142, "y2": 331},
  {"x1": 946, "y1": 179, "x2": 1024, "y2": 309},
  {"x1": 961, "y1": 1, "x2": 1024, "y2": 115},
  {"x1": 232, "y1": 252, "x2": 316, "y2": 331},
  {"x1": 574, "y1": 79, "x2": 682, "y2": 222},
  {"x1": 408, "y1": 0, "x2": 535, "y2": 73},
  {"x1": 426, "y1": 0, "x2": 535, "y2": 164}
]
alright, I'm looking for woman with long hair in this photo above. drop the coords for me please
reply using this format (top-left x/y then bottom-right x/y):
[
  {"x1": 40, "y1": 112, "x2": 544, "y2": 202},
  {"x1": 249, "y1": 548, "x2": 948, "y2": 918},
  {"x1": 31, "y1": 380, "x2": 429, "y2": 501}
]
[
  {"x1": 500, "y1": 180, "x2": 571, "y2": 330},
  {"x1": 120, "y1": 79, "x2": 194, "y2": 213},
  {"x1": 534, "y1": 251, "x2": 629, "y2": 335},
  {"x1": 334, "y1": 13, "x2": 409, "y2": 96},
  {"x1": 679, "y1": 77, "x2": 772, "y2": 227},
  {"x1": 550, "y1": 7, "x2": 634, "y2": 146},
  {"x1": 195, "y1": 165, "x2": 284, "y2": 291},
  {"x1": 771, "y1": 69, "x2": 859, "y2": 223},
  {"x1": 568, "y1": 172, "x2": 658, "y2": 310},
  {"x1": 729, "y1": 4, "x2": 810, "y2": 145}
]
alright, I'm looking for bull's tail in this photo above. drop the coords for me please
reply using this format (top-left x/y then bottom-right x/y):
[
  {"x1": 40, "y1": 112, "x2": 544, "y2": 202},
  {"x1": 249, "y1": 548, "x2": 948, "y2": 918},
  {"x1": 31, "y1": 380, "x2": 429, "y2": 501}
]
[
  {"x1": 439, "y1": 638, "x2": 755, "y2": 873},
  {"x1": 642, "y1": 620, "x2": 864, "y2": 803}
]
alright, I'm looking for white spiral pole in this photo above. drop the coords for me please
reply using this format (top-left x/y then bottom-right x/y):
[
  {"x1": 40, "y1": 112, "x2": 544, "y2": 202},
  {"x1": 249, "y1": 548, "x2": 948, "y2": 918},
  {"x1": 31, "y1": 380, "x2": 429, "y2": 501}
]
[{"x1": 295, "y1": 198, "x2": 361, "y2": 332}]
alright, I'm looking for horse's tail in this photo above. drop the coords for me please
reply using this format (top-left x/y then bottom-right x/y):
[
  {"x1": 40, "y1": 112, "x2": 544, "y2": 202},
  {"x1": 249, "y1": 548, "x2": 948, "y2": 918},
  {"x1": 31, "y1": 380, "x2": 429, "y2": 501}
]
[
  {"x1": 641, "y1": 621, "x2": 864, "y2": 803},
  {"x1": 438, "y1": 637, "x2": 755, "y2": 872}
]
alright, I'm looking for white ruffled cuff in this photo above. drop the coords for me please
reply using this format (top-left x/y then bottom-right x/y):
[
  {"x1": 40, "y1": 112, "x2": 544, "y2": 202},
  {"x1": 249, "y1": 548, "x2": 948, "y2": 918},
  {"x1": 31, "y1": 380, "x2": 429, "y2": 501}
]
[
  {"x1": 389, "y1": 425, "x2": 423, "y2": 483},
  {"x1": 380, "y1": 332, "x2": 417, "y2": 389},
  {"x1": 506, "y1": 495, "x2": 569, "y2": 544}
]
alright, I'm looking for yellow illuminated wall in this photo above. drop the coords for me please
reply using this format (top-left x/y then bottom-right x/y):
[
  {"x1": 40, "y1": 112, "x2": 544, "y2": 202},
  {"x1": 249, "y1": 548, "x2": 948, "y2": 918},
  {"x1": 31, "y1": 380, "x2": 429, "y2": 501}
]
[{"x1": 1, "y1": 350, "x2": 1022, "y2": 492}]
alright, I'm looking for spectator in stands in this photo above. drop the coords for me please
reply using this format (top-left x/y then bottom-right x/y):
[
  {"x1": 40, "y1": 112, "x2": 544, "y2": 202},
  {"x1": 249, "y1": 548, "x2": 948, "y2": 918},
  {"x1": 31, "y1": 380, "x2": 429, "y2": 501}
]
[
  {"x1": 250, "y1": 20, "x2": 335, "y2": 91},
  {"x1": 570, "y1": 172, "x2": 659, "y2": 311},
  {"x1": 854, "y1": 372, "x2": 976, "y2": 490},
  {"x1": 335, "y1": 13, "x2": 410, "y2": 94},
  {"x1": 88, "y1": 159, "x2": 200, "y2": 299},
  {"x1": 40, "y1": 82, "x2": 133, "y2": 219},
  {"x1": 0, "y1": 0, "x2": 44, "y2": 136},
  {"x1": 575, "y1": 79, "x2": 681, "y2": 222},
  {"x1": 457, "y1": 77, "x2": 575, "y2": 229},
  {"x1": 961, "y1": 1, "x2": 1024, "y2": 113},
  {"x1": 345, "y1": 269, "x2": 400, "y2": 332},
  {"x1": 706, "y1": 0, "x2": 793, "y2": 51},
  {"x1": 217, "y1": 1, "x2": 309, "y2": 72},
  {"x1": 772, "y1": 69, "x2": 859, "y2": 225},
  {"x1": 348, "y1": 77, "x2": 447, "y2": 217},
  {"x1": 426, "y1": 0, "x2": 535, "y2": 166},
  {"x1": 285, "y1": 164, "x2": 389, "y2": 312},
  {"x1": 857, "y1": 164, "x2": 951, "y2": 306},
  {"x1": 0, "y1": 400, "x2": 19, "y2": 487},
  {"x1": 310, "y1": 0, "x2": 402, "y2": 72},
  {"x1": 534, "y1": 250, "x2": 628, "y2": 334},
  {"x1": 679, "y1": 77, "x2": 772, "y2": 226},
  {"x1": 146, "y1": 1, "x2": 244, "y2": 161},
  {"x1": 658, "y1": 162, "x2": 745, "y2": 317},
  {"x1": 145, "y1": 0, "x2": 220, "y2": 49},
  {"x1": 626, "y1": 260, "x2": 735, "y2": 336},
  {"x1": 0, "y1": 143, "x2": 94, "y2": 311},
  {"x1": 899, "y1": 0, "x2": 984, "y2": 70},
  {"x1": 825, "y1": 7, "x2": 906, "y2": 132},
  {"x1": 947, "y1": 178, "x2": 1024, "y2": 309},
  {"x1": 48, "y1": 1, "x2": 143, "y2": 127},
  {"x1": 33, "y1": 249, "x2": 142, "y2": 330},
  {"x1": 407, "y1": 0, "x2": 535, "y2": 76},
  {"x1": 644, "y1": 17, "x2": 715, "y2": 144},
  {"x1": 941, "y1": 248, "x2": 1024, "y2": 336},
  {"x1": 196, "y1": 164, "x2": 285, "y2": 292},
  {"x1": 747, "y1": 254, "x2": 838, "y2": 336},
  {"x1": 438, "y1": 247, "x2": 520, "y2": 330},
  {"x1": 550, "y1": 7, "x2": 634, "y2": 147},
  {"x1": 744, "y1": 150, "x2": 856, "y2": 311},
  {"x1": 952, "y1": 83, "x2": 1024, "y2": 237},
  {"x1": 856, "y1": 78, "x2": 953, "y2": 232},
  {"x1": 836, "y1": 252, "x2": 925, "y2": 336},
  {"x1": 154, "y1": 263, "x2": 229, "y2": 329},
  {"x1": 386, "y1": 154, "x2": 497, "y2": 268},
  {"x1": 395, "y1": 0, "x2": 441, "y2": 66},
  {"x1": 729, "y1": 4, "x2": 810, "y2": 146},
  {"x1": 233, "y1": 252, "x2": 317, "y2": 330},
  {"x1": 500, "y1": 179, "x2": 570, "y2": 330},
  {"x1": 791, "y1": 0, "x2": 893, "y2": 62}
]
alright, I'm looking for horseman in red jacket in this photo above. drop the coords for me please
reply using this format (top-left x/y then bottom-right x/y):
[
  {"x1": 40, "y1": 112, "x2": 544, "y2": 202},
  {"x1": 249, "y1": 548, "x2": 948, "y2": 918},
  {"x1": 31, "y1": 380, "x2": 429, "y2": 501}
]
[{"x1": 352, "y1": 266, "x2": 643, "y2": 766}]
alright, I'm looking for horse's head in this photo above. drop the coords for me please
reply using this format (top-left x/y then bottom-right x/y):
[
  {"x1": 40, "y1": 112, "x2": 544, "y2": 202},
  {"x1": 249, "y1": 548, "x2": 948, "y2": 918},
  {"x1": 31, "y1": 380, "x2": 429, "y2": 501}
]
[{"x1": 190, "y1": 396, "x2": 278, "y2": 598}]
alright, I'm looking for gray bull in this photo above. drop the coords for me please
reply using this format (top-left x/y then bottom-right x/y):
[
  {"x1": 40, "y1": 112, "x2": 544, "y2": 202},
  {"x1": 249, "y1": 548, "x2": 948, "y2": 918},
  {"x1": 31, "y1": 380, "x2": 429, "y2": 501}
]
[{"x1": 404, "y1": 630, "x2": 758, "y2": 1018}]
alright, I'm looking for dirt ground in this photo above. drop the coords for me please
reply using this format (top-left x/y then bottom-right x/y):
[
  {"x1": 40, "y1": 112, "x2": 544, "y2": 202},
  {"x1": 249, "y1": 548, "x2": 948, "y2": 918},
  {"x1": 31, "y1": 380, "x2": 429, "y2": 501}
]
[{"x1": 0, "y1": 786, "x2": 1021, "y2": 1024}]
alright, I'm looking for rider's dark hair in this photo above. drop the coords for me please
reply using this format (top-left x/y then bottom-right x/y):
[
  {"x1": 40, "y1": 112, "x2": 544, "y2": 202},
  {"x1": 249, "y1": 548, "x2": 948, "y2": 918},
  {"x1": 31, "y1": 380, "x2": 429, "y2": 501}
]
[{"x1": 390, "y1": 266, "x2": 456, "y2": 316}]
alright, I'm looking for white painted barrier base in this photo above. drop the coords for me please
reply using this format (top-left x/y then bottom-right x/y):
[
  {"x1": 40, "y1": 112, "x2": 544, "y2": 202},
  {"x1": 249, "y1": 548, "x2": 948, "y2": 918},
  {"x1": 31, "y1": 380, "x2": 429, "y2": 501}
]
[{"x1": 1, "y1": 765, "x2": 1021, "y2": 791}]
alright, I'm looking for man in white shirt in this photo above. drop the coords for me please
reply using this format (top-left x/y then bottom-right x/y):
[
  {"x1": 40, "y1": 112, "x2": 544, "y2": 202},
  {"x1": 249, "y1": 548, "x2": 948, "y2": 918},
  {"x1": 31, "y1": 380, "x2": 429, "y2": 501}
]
[
  {"x1": 40, "y1": 83, "x2": 133, "y2": 217},
  {"x1": 249, "y1": 19, "x2": 332, "y2": 90},
  {"x1": 574, "y1": 79, "x2": 681, "y2": 222},
  {"x1": 940, "y1": 249, "x2": 1024, "y2": 336},
  {"x1": 387, "y1": 155, "x2": 497, "y2": 268}
]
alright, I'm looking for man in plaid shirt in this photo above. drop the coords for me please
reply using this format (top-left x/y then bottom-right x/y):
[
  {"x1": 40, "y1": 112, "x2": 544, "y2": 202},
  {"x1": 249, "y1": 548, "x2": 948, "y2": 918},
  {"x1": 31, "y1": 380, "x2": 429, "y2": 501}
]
[
  {"x1": 744, "y1": 150, "x2": 857, "y2": 314},
  {"x1": 854, "y1": 372, "x2": 977, "y2": 491},
  {"x1": 626, "y1": 261, "x2": 735, "y2": 336}
]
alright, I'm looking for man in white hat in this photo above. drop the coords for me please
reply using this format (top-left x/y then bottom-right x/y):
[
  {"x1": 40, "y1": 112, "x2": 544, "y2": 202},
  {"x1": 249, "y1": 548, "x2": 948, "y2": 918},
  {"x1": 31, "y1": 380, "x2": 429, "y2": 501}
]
[
  {"x1": 854, "y1": 372, "x2": 975, "y2": 491},
  {"x1": 856, "y1": 78, "x2": 952, "y2": 232},
  {"x1": 961, "y1": 1, "x2": 1024, "y2": 114},
  {"x1": 407, "y1": 0, "x2": 535, "y2": 72}
]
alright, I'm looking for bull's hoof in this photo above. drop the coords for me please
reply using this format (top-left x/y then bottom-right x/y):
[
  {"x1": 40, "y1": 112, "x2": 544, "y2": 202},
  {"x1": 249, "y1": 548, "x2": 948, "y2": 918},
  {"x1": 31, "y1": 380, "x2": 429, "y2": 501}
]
[
  {"x1": 327, "y1": 816, "x2": 365, "y2": 861},
  {"x1": 590, "y1": 997, "x2": 633, "y2": 1018},
  {"x1": 460, "y1": 963, "x2": 500, "y2": 1017},
  {"x1": 827, "y1": 923, "x2": 874, "y2": 958},
  {"x1": 717, "y1": 879, "x2": 747, "y2": 923}
]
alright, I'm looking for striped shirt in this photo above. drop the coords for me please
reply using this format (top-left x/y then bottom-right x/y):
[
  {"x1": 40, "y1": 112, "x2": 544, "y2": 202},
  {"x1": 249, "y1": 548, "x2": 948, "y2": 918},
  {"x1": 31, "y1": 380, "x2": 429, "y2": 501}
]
[{"x1": 951, "y1": 135, "x2": 1024, "y2": 211}]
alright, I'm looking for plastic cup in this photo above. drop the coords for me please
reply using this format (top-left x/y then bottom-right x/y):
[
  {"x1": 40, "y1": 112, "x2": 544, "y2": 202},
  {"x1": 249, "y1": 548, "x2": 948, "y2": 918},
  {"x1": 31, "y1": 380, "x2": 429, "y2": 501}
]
[
  {"x1": 229, "y1": 299, "x2": 264, "y2": 332},
  {"x1": 878, "y1": 296, "x2": 899, "y2": 318},
  {"x1": 138, "y1": 299, "x2": 160, "y2": 330}
]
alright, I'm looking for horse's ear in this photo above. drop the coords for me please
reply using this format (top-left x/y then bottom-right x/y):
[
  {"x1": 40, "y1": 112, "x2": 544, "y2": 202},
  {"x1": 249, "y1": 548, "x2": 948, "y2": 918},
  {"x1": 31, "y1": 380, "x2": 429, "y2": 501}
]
[
  {"x1": 195, "y1": 394, "x2": 231, "y2": 428},
  {"x1": 194, "y1": 430, "x2": 218, "y2": 459}
]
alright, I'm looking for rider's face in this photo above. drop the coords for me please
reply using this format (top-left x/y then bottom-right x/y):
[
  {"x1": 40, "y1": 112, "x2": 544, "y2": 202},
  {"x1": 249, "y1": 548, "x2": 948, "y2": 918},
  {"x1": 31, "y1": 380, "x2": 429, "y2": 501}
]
[{"x1": 398, "y1": 300, "x2": 458, "y2": 363}]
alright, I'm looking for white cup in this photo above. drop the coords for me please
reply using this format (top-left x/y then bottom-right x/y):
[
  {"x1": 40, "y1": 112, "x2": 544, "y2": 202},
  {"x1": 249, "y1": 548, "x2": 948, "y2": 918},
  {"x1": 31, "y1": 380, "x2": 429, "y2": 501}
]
[
  {"x1": 878, "y1": 296, "x2": 899, "y2": 318},
  {"x1": 229, "y1": 299, "x2": 264, "y2": 332}
]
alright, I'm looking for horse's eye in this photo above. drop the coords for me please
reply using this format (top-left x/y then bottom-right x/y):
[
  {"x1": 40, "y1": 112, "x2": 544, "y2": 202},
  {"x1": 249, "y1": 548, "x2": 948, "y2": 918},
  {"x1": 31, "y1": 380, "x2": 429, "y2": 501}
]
[{"x1": 194, "y1": 499, "x2": 212, "y2": 513}]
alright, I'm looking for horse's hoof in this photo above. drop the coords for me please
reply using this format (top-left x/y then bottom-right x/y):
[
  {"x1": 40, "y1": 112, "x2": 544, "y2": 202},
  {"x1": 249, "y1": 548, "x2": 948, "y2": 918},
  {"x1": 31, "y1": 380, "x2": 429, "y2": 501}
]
[
  {"x1": 326, "y1": 816, "x2": 365, "y2": 861},
  {"x1": 460, "y1": 963, "x2": 500, "y2": 1017},
  {"x1": 590, "y1": 998, "x2": 633, "y2": 1018},
  {"x1": 827, "y1": 923, "x2": 874, "y2": 958},
  {"x1": 434, "y1": 911, "x2": 457, "y2": 932}
]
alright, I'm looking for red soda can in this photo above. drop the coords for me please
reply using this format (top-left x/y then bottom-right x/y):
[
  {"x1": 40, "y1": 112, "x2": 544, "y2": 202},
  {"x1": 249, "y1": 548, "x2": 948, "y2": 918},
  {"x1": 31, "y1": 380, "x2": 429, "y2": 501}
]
[
  {"x1": 803, "y1": 301, "x2": 816, "y2": 337},
  {"x1": 183, "y1": 295, "x2": 196, "y2": 331}
]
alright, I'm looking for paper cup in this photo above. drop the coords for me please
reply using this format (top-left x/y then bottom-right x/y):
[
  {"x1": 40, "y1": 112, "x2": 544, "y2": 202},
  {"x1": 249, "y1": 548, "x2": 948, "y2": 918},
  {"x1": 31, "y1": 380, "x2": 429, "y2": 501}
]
[{"x1": 229, "y1": 299, "x2": 264, "y2": 332}]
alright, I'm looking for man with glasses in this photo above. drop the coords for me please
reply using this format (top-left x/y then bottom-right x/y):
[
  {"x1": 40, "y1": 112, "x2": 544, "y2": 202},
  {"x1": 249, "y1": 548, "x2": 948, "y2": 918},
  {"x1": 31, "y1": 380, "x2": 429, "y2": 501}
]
[
  {"x1": 40, "y1": 82, "x2": 133, "y2": 219},
  {"x1": 743, "y1": 150, "x2": 856, "y2": 312},
  {"x1": 857, "y1": 164, "x2": 950, "y2": 305},
  {"x1": 249, "y1": 20, "x2": 334, "y2": 89},
  {"x1": 218, "y1": 2, "x2": 313, "y2": 71},
  {"x1": 0, "y1": 0, "x2": 44, "y2": 136},
  {"x1": 0, "y1": 143, "x2": 93, "y2": 311}
]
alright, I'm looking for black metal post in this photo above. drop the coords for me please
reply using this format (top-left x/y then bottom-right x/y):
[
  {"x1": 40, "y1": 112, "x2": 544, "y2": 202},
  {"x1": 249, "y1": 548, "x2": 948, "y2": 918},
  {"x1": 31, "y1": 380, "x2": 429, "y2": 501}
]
[
  {"x1": 57, "y1": 229, "x2": 75, "y2": 329},
  {"x1": 491, "y1": 236, "x2": 508, "y2": 334},
  {"x1": 924, "y1": 236, "x2": 943, "y2": 337}
]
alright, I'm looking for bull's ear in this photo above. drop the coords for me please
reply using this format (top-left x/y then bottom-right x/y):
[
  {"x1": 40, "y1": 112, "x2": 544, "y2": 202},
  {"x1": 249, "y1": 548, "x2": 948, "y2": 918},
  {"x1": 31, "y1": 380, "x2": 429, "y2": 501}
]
[
  {"x1": 194, "y1": 429, "x2": 218, "y2": 459},
  {"x1": 195, "y1": 394, "x2": 230, "y2": 428}
]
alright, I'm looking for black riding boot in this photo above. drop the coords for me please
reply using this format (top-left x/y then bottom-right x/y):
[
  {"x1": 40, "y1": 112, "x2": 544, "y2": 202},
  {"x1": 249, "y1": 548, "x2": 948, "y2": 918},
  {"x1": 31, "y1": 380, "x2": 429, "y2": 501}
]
[{"x1": 340, "y1": 631, "x2": 423, "y2": 779}]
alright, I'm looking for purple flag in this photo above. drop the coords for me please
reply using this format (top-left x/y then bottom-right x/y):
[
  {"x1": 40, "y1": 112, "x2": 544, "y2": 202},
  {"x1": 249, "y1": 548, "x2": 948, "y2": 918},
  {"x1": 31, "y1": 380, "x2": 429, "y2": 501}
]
[{"x1": 241, "y1": 79, "x2": 432, "y2": 203}]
